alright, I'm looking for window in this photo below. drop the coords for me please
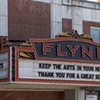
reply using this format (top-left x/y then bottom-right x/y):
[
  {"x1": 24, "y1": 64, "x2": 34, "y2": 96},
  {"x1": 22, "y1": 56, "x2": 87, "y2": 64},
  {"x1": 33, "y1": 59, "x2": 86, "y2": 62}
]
[
  {"x1": 80, "y1": 0, "x2": 100, "y2": 3},
  {"x1": 91, "y1": 27, "x2": 100, "y2": 43},
  {"x1": 87, "y1": 0, "x2": 97, "y2": 2},
  {"x1": 81, "y1": 0, "x2": 98, "y2": 2}
]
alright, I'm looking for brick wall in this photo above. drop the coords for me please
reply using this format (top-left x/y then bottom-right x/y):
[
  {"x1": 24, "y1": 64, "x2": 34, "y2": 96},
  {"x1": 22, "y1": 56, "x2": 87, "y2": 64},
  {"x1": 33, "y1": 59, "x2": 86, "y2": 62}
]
[
  {"x1": 8, "y1": 0, "x2": 50, "y2": 41},
  {"x1": 83, "y1": 21, "x2": 100, "y2": 35},
  {"x1": 62, "y1": 18, "x2": 72, "y2": 32},
  {"x1": 0, "y1": 91, "x2": 64, "y2": 100}
]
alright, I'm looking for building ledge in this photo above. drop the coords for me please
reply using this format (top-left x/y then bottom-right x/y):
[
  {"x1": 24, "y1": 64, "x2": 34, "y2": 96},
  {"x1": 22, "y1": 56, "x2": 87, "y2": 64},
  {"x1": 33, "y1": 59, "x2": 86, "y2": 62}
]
[
  {"x1": 0, "y1": 82, "x2": 100, "y2": 91},
  {"x1": 0, "y1": 82, "x2": 80, "y2": 91},
  {"x1": 62, "y1": 0, "x2": 100, "y2": 10}
]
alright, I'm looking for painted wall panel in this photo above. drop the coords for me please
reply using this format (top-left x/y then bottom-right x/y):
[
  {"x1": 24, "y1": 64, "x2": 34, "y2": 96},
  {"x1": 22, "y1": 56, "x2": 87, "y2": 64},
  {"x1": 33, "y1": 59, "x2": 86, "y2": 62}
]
[
  {"x1": 61, "y1": 6, "x2": 71, "y2": 19},
  {"x1": 0, "y1": 0, "x2": 8, "y2": 16},
  {"x1": 91, "y1": 10, "x2": 97, "y2": 22},
  {"x1": 51, "y1": 0, "x2": 62, "y2": 4},
  {"x1": 51, "y1": 22, "x2": 62, "y2": 37},
  {"x1": 41, "y1": 0, "x2": 51, "y2": 3},
  {"x1": 0, "y1": 0, "x2": 8, "y2": 36},
  {"x1": 62, "y1": 0, "x2": 72, "y2": 5},
  {"x1": 51, "y1": 4, "x2": 62, "y2": 22},
  {"x1": 96, "y1": 10, "x2": 100, "y2": 22},
  {"x1": 72, "y1": 7, "x2": 83, "y2": 34},
  {"x1": 83, "y1": 8, "x2": 92, "y2": 21},
  {"x1": 0, "y1": 16, "x2": 8, "y2": 36},
  {"x1": 72, "y1": 7, "x2": 82, "y2": 25}
]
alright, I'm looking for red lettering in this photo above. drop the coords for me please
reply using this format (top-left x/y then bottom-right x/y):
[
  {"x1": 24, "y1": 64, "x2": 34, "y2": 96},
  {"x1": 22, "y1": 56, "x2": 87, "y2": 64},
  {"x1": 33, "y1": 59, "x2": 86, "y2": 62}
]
[
  {"x1": 82, "y1": 46, "x2": 93, "y2": 59},
  {"x1": 57, "y1": 44, "x2": 67, "y2": 56},
  {"x1": 43, "y1": 43, "x2": 53, "y2": 55},
  {"x1": 97, "y1": 47, "x2": 100, "y2": 59},
  {"x1": 67, "y1": 45, "x2": 79, "y2": 57}
]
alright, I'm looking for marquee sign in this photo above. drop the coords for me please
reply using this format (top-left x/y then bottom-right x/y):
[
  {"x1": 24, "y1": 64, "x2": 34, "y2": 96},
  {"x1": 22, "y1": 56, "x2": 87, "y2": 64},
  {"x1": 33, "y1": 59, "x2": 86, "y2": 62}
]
[
  {"x1": 0, "y1": 52, "x2": 8, "y2": 78},
  {"x1": 30, "y1": 37, "x2": 100, "y2": 63},
  {"x1": 19, "y1": 60, "x2": 100, "y2": 81},
  {"x1": 0, "y1": 36, "x2": 10, "y2": 82},
  {"x1": 15, "y1": 37, "x2": 100, "y2": 85}
]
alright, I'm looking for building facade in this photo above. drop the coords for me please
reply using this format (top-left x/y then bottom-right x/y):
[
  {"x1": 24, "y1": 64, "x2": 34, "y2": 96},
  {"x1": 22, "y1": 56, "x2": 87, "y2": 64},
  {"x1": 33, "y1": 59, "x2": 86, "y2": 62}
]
[
  {"x1": 0, "y1": 0, "x2": 100, "y2": 100},
  {"x1": 0, "y1": 0, "x2": 100, "y2": 41}
]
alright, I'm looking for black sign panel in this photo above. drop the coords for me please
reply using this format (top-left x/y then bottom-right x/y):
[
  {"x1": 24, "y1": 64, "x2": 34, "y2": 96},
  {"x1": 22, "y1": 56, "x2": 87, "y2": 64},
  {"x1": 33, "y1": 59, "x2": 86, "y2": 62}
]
[{"x1": 30, "y1": 38, "x2": 100, "y2": 62}]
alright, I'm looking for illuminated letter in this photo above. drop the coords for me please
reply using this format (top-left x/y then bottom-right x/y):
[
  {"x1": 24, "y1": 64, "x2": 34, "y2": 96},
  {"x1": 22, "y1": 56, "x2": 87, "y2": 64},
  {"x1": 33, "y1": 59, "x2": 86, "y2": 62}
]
[
  {"x1": 57, "y1": 44, "x2": 67, "y2": 56},
  {"x1": 82, "y1": 46, "x2": 93, "y2": 59},
  {"x1": 97, "y1": 47, "x2": 100, "y2": 59},
  {"x1": 43, "y1": 43, "x2": 53, "y2": 55},
  {"x1": 67, "y1": 45, "x2": 79, "y2": 57}
]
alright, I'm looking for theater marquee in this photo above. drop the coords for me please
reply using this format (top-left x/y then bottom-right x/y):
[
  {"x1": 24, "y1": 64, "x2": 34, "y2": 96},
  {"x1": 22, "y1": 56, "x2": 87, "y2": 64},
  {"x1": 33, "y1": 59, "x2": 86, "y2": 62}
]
[
  {"x1": 0, "y1": 52, "x2": 8, "y2": 79},
  {"x1": 19, "y1": 60, "x2": 100, "y2": 81},
  {"x1": 15, "y1": 37, "x2": 100, "y2": 85}
]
